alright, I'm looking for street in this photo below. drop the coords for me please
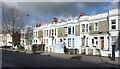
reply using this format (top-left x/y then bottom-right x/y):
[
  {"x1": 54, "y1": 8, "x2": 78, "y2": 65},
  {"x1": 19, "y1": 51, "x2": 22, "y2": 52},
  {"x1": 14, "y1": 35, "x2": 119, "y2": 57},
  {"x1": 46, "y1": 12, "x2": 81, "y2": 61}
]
[{"x1": 1, "y1": 50, "x2": 119, "y2": 67}]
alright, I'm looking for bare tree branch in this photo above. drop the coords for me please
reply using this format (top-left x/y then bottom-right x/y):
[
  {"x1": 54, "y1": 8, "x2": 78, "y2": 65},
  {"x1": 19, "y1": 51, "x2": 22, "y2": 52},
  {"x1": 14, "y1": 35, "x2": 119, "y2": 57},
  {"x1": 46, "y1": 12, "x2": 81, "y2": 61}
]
[{"x1": 2, "y1": 3, "x2": 29, "y2": 46}]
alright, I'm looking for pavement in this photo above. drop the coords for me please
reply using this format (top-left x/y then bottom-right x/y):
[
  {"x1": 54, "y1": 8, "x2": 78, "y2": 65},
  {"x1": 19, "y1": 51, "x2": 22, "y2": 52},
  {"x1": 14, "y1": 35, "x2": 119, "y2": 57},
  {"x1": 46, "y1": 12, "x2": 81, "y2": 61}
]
[
  {"x1": 2, "y1": 48, "x2": 120, "y2": 66},
  {"x1": 41, "y1": 52, "x2": 119, "y2": 65}
]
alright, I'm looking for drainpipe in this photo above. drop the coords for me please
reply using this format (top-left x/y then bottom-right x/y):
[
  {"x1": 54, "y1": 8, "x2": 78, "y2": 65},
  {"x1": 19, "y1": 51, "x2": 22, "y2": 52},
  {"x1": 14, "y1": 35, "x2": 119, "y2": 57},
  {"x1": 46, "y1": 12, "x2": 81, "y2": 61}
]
[{"x1": 107, "y1": 10, "x2": 110, "y2": 51}]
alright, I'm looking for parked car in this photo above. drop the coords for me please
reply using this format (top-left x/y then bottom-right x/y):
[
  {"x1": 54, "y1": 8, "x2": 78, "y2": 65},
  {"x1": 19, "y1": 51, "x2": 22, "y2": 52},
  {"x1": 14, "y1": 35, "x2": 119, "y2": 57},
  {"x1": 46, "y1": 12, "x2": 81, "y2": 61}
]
[
  {"x1": 13, "y1": 44, "x2": 23, "y2": 50},
  {"x1": 4, "y1": 42, "x2": 12, "y2": 48}
]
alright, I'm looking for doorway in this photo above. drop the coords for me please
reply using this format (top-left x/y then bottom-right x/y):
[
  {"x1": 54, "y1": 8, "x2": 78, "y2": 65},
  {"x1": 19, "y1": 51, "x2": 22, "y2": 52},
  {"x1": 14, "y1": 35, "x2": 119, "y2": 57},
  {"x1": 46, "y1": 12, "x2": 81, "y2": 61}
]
[{"x1": 100, "y1": 37, "x2": 104, "y2": 50}]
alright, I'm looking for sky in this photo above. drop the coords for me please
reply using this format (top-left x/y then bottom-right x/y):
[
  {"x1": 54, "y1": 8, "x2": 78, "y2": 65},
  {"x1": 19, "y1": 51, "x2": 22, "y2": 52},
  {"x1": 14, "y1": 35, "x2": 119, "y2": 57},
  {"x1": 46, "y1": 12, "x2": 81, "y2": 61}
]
[{"x1": 1, "y1": 0, "x2": 120, "y2": 27}]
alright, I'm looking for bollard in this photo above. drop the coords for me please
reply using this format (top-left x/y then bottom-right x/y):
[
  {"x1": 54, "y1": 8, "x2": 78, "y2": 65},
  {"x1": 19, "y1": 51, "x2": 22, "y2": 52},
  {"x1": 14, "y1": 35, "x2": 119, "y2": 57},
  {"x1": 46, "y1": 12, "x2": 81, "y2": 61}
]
[
  {"x1": 86, "y1": 46, "x2": 89, "y2": 55},
  {"x1": 93, "y1": 46, "x2": 96, "y2": 55},
  {"x1": 112, "y1": 45, "x2": 116, "y2": 61}
]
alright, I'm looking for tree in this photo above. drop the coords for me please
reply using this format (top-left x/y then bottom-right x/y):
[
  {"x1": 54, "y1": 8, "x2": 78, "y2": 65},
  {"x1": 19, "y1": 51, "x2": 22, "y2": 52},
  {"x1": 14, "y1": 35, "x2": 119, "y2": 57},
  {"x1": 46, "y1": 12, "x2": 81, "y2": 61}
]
[{"x1": 2, "y1": 3, "x2": 29, "y2": 48}]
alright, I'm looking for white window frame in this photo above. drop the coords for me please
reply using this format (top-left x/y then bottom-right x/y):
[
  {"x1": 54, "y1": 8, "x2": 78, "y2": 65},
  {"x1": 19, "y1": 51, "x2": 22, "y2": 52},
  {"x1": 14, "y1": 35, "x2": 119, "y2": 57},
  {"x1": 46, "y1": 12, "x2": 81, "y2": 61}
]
[
  {"x1": 47, "y1": 39, "x2": 48, "y2": 44},
  {"x1": 36, "y1": 31, "x2": 37, "y2": 37},
  {"x1": 81, "y1": 24, "x2": 85, "y2": 33},
  {"x1": 68, "y1": 38, "x2": 71, "y2": 47},
  {"x1": 68, "y1": 26, "x2": 71, "y2": 34},
  {"x1": 72, "y1": 38, "x2": 75, "y2": 47},
  {"x1": 72, "y1": 26, "x2": 74, "y2": 34},
  {"x1": 111, "y1": 19, "x2": 116, "y2": 30},
  {"x1": 94, "y1": 22, "x2": 98, "y2": 31},
  {"x1": 36, "y1": 39, "x2": 37, "y2": 44},
  {"x1": 44, "y1": 30, "x2": 46, "y2": 36},
  {"x1": 51, "y1": 29, "x2": 54, "y2": 36},
  {"x1": 64, "y1": 27, "x2": 67, "y2": 35},
  {"x1": 47, "y1": 30, "x2": 48, "y2": 36},
  {"x1": 55, "y1": 28, "x2": 56, "y2": 36},
  {"x1": 86, "y1": 24, "x2": 88, "y2": 32}
]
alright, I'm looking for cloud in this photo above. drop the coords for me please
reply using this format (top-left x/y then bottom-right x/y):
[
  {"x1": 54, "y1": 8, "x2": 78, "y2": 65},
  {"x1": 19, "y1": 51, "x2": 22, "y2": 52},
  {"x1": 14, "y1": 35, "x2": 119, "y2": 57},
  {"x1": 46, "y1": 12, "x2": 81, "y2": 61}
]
[
  {"x1": 2, "y1": 0, "x2": 118, "y2": 2},
  {"x1": 104, "y1": 2, "x2": 119, "y2": 10},
  {"x1": 91, "y1": 10, "x2": 97, "y2": 15},
  {"x1": 2, "y1": 2, "x2": 111, "y2": 24},
  {"x1": 2, "y1": 2, "x2": 19, "y2": 9}
]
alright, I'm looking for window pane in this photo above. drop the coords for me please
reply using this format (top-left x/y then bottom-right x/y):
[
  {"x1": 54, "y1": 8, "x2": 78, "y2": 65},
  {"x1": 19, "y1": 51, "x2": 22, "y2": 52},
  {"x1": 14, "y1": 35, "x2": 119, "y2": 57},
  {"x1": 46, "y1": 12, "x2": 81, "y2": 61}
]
[
  {"x1": 64, "y1": 27, "x2": 67, "y2": 34},
  {"x1": 55, "y1": 29, "x2": 56, "y2": 35},
  {"x1": 82, "y1": 24, "x2": 85, "y2": 28},
  {"x1": 86, "y1": 24, "x2": 88, "y2": 28},
  {"x1": 94, "y1": 23, "x2": 98, "y2": 31},
  {"x1": 111, "y1": 25, "x2": 116, "y2": 29},
  {"x1": 47, "y1": 30, "x2": 48, "y2": 36},
  {"x1": 72, "y1": 38, "x2": 74, "y2": 47},
  {"x1": 68, "y1": 38, "x2": 71, "y2": 47},
  {"x1": 111, "y1": 20, "x2": 116, "y2": 24},
  {"x1": 86, "y1": 38, "x2": 88, "y2": 45},
  {"x1": 73, "y1": 26, "x2": 74, "y2": 34},
  {"x1": 68, "y1": 26, "x2": 71, "y2": 34},
  {"x1": 95, "y1": 23, "x2": 97, "y2": 26},
  {"x1": 52, "y1": 29, "x2": 54, "y2": 35},
  {"x1": 82, "y1": 24, "x2": 85, "y2": 32}
]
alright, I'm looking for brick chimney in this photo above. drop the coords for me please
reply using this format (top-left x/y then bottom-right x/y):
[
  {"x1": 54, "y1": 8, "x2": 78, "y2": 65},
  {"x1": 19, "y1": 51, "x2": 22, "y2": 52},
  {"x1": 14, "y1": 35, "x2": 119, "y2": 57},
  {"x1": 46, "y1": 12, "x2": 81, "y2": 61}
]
[
  {"x1": 53, "y1": 18, "x2": 58, "y2": 23},
  {"x1": 36, "y1": 23, "x2": 41, "y2": 27},
  {"x1": 80, "y1": 12, "x2": 85, "y2": 17}
]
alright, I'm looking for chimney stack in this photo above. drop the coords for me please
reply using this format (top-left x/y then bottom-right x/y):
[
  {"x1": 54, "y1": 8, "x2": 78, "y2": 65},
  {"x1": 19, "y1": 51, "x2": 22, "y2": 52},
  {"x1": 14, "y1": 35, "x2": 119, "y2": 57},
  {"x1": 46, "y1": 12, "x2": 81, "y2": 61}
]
[
  {"x1": 53, "y1": 18, "x2": 58, "y2": 23},
  {"x1": 80, "y1": 12, "x2": 85, "y2": 17},
  {"x1": 36, "y1": 23, "x2": 41, "y2": 27}
]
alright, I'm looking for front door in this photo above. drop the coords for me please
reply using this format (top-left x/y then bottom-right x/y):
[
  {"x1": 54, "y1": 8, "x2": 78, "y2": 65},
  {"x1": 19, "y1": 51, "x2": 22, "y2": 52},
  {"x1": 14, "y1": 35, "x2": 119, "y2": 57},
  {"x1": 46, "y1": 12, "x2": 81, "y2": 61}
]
[{"x1": 101, "y1": 38, "x2": 104, "y2": 50}]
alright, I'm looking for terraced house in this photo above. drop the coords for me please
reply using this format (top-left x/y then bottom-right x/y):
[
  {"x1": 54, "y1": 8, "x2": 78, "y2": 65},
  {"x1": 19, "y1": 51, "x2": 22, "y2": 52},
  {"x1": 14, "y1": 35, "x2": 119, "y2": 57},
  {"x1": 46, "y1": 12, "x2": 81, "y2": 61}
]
[{"x1": 20, "y1": 8, "x2": 120, "y2": 57}]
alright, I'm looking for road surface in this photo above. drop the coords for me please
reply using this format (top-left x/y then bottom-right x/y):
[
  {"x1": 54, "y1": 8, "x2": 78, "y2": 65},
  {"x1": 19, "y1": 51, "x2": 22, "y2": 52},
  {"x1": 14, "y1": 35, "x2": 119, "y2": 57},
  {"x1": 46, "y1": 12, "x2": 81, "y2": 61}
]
[{"x1": 1, "y1": 50, "x2": 119, "y2": 67}]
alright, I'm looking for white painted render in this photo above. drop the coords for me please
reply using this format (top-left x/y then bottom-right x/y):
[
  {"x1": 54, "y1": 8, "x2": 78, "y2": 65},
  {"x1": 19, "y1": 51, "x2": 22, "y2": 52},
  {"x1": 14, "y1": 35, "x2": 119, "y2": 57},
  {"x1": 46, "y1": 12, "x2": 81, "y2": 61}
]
[{"x1": 19, "y1": 8, "x2": 119, "y2": 57}]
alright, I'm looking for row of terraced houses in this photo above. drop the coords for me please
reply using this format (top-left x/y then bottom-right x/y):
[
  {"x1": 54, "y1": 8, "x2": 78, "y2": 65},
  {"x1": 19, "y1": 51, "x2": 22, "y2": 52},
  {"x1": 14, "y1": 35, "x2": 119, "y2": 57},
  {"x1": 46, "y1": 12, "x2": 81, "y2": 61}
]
[{"x1": 1, "y1": 8, "x2": 119, "y2": 57}]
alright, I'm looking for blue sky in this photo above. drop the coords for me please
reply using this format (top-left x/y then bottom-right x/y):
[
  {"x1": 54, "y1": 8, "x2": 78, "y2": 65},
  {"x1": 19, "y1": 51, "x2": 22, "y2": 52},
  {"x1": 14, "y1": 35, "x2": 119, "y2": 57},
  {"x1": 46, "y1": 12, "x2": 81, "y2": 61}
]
[{"x1": 2, "y1": 2, "x2": 119, "y2": 27}]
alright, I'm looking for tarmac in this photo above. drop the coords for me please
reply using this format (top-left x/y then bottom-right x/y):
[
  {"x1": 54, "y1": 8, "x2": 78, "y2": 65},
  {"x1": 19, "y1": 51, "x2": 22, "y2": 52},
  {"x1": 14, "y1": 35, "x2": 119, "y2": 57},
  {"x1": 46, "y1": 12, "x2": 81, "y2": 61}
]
[{"x1": 1, "y1": 48, "x2": 120, "y2": 66}]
